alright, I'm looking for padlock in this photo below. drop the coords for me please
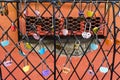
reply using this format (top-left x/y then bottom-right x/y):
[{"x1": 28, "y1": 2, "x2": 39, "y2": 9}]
[
  {"x1": 62, "y1": 29, "x2": 68, "y2": 36},
  {"x1": 4, "y1": 6, "x2": 8, "y2": 16},
  {"x1": 23, "y1": 65, "x2": 30, "y2": 72},
  {"x1": 62, "y1": 67, "x2": 70, "y2": 74},
  {"x1": 42, "y1": 69, "x2": 50, "y2": 76},
  {"x1": 0, "y1": 7, "x2": 3, "y2": 16},
  {"x1": 25, "y1": 42, "x2": 32, "y2": 50},
  {"x1": 3, "y1": 60, "x2": 12, "y2": 67},
  {"x1": 82, "y1": 22, "x2": 91, "y2": 39},
  {"x1": 74, "y1": 40, "x2": 80, "y2": 50},
  {"x1": 22, "y1": 59, "x2": 30, "y2": 73},
  {"x1": 99, "y1": 66, "x2": 108, "y2": 73},
  {"x1": 11, "y1": 23, "x2": 16, "y2": 31},
  {"x1": 78, "y1": 11, "x2": 85, "y2": 21},
  {"x1": 116, "y1": 39, "x2": 120, "y2": 45},
  {"x1": 32, "y1": 33, "x2": 40, "y2": 40},
  {"x1": 92, "y1": 27, "x2": 99, "y2": 34},
  {"x1": 56, "y1": 44, "x2": 62, "y2": 50},
  {"x1": 90, "y1": 42, "x2": 98, "y2": 50},
  {"x1": 87, "y1": 11, "x2": 93, "y2": 17},
  {"x1": 57, "y1": 0, "x2": 62, "y2": 7},
  {"x1": 3, "y1": 53, "x2": 12, "y2": 67}
]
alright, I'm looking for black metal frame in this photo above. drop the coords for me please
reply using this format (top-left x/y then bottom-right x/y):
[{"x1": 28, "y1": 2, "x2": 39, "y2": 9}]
[{"x1": 0, "y1": 0, "x2": 120, "y2": 80}]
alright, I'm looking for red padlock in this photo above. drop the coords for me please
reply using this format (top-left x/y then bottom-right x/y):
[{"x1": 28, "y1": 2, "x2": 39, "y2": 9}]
[{"x1": 11, "y1": 23, "x2": 16, "y2": 31}]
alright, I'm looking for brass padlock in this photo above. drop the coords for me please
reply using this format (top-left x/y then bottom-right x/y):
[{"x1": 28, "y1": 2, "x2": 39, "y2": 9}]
[
  {"x1": 74, "y1": 40, "x2": 80, "y2": 50},
  {"x1": 2, "y1": 7, "x2": 8, "y2": 16}
]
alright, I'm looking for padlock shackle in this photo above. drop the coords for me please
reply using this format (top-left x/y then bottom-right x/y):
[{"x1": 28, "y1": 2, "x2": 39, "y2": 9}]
[{"x1": 84, "y1": 22, "x2": 91, "y2": 32}]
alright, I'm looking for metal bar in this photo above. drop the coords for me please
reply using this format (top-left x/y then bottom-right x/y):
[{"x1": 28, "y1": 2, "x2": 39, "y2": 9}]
[
  {"x1": 52, "y1": 0, "x2": 56, "y2": 80},
  {"x1": 110, "y1": 2, "x2": 117, "y2": 80}
]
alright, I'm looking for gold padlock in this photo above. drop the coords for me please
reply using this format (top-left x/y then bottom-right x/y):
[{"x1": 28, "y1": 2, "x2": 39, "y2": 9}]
[
  {"x1": 74, "y1": 40, "x2": 80, "y2": 50},
  {"x1": 62, "y1": 67, "x2": 70, "y2": 74}
]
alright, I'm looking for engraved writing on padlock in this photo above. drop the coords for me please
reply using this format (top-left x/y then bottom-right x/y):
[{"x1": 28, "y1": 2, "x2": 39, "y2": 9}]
[
  {"x1": 62, "y1": 67, "x2": 70, "y2": 74},
  {"x1": 74, "y1": 40, "x2": 80, "y2": 50},
  {"x1": 3, "y1": 60, "x2": 12, "y2": 67}
]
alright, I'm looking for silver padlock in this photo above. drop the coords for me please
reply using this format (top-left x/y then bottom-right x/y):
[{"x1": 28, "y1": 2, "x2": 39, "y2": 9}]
[
  {"x1": 82, "y1": 22, "x2": 91, "y2": 39},
  {"x1": 74, "y1": 40, "x2": 80, "y2": 50}
]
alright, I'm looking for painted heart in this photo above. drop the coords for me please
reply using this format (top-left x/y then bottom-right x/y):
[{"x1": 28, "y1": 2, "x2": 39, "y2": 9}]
[
  {"x1": 90, "y1": 43, "x2": 98, "y2": 50},
  {"x1": 99, "y1": 67, "x2": 108, "y2": 73}
]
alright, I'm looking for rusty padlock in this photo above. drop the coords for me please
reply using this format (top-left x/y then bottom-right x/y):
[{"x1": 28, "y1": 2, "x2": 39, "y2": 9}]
[{"x1": 74, "y1": 40, "x2": 80, "y2": 50}]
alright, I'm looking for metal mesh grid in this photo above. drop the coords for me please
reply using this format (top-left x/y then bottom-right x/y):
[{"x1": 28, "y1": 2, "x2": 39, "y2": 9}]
[{"x1": 0, "y1": 0, "x2": 119, "y2": 80}]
